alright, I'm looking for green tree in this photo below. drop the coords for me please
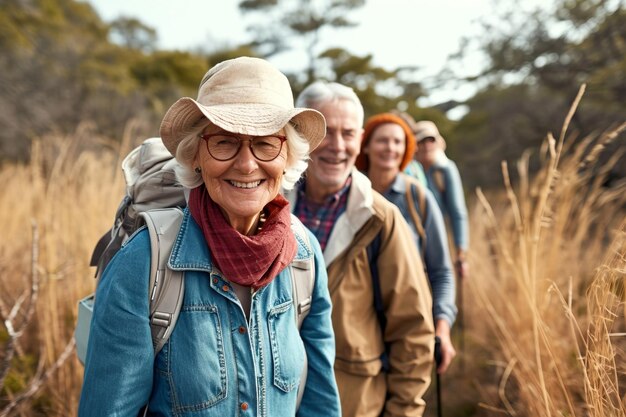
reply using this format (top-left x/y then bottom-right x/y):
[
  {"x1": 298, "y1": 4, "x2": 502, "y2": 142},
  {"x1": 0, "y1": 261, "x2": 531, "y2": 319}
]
[
  {"x1": 313, "y1": 48, "x2": 445, "y2": 126},
  {"x1": 0, "y1": 0, "x2": 139, "y2": 160},
  {"x1": 0, "y1": 0, "x2": 211, "y2": 162},
  {"x1": 130, "y1": 50, "x2": 208, "y2": 115},
  {"x1": 109, "y1": 17, "x2": 158, "y2": 52},
  {"x1": 446, "y1": 0, "x2": 625, "y2": 190},
  {"x1": 238, "y1": 0, "x2": 366, "y2": 84}
]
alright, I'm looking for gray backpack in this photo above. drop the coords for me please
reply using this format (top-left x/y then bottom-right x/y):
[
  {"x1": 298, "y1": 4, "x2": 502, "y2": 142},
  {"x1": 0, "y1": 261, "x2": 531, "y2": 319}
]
[{"x1": 75, "y1": 137, "x2": 315, "y2": 405}]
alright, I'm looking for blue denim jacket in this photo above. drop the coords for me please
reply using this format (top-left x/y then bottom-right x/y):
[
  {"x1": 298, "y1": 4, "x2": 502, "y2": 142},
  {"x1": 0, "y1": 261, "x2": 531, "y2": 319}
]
[{"x1": 79, "y1": 209, "x2": 341, "y2": 417}]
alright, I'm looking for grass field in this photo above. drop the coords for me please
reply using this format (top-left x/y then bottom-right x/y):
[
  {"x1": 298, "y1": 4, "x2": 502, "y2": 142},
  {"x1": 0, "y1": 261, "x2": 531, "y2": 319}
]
[
  {"x1": 424, "y1": 93, "x2": 626, "y2": 417},
  {"x1": 1, "y1": 103, "x2": 625, "y2": 416}
]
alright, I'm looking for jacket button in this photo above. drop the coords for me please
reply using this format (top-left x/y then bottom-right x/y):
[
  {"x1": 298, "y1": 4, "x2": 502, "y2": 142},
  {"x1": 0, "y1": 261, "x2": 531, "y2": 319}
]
[
  {"x1": 238, "y1": 326, "x2": 246, "y2": 334},
  {"x1": 241, "y1": 402, "x2": 249, "y2": 410},
  {"x1": 222, "y1": 284, "x2": 229, "y2": 292}
]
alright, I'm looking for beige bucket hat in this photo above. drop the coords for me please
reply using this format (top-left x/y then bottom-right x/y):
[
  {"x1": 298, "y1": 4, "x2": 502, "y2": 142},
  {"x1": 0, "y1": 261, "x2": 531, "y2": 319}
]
[
  {"x1": 160, "y1": 56, "x2": 326, "y2": 156},
  {"x1": 414, "y1": 120, "x2": 444, "y2": 142}
]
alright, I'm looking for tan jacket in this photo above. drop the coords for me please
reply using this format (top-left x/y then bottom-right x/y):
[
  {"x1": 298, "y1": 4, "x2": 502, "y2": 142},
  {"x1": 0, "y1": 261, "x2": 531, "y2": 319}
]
[{"x1": 286, "y1": 169, "x2": 435, "y2": 417}]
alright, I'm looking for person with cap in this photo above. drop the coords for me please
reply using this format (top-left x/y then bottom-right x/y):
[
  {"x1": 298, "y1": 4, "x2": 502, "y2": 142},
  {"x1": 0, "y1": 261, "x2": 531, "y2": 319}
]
[
  {"x1": 356, "y1": 113, "x2": 457, "y2": 375},
  {"x1": 285, "y1": 81, "x2": 435, "y2": 417},
  {"x1": 78, "y1": 57, "x2": 341, "y2": 417},
  {"x1": 414, "y1": 121, "x2": 469, "y2": 281}
]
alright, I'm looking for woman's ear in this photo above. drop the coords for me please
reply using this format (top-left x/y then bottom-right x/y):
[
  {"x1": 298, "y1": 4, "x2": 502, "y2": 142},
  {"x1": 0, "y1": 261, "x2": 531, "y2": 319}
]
[{"x1": 193, "y1": 150, "x2": 202, "y2": 172}]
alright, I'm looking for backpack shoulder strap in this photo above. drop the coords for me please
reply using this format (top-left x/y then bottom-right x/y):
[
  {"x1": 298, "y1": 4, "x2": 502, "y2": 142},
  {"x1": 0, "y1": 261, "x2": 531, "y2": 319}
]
[
  {"x1": 366, "y1": 232, "x2": 385, "y2": 332},
  {"x1": 289, "y1": 215, "x2": 316, "y2": 328},
  {"x1": 432, "y1": 167, "x2": 446, "y2": 195},
  {"x1": 289, "y1": 215, "x2": 316, "y2": 409},
  {"x1": 139, "y1": 207, "x2": 185, "y2": 355},
  {"x1": 366, "y1": 231, "x2": 390, "y2": 372},
  {"x1": 403, "y1": 175, "x2": 428, "y2": 258}
]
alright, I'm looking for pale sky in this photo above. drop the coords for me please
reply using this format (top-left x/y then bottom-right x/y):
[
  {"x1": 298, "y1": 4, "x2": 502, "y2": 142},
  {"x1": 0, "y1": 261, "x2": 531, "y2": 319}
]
[{"x1": 84, "y1": 0, "x2": 544, "y2": 110}]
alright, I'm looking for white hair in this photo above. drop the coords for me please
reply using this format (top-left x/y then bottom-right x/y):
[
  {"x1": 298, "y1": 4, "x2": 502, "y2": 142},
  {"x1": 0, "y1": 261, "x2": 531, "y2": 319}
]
[
  {"x1": 173, "y1": 120, "x2": 309, "y2": 191},
  {"x1": 296, "y1": 81, "x2": 365, "y2": 127}
]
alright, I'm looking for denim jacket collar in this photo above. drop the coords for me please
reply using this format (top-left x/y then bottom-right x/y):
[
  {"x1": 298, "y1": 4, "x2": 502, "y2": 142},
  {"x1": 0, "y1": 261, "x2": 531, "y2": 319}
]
[
  {"x1": 168, "y1": 208, "x2": 214, "y2": 272},
  {"x1": 168, "y1": 208, "x2": 312, "y2": 272}
]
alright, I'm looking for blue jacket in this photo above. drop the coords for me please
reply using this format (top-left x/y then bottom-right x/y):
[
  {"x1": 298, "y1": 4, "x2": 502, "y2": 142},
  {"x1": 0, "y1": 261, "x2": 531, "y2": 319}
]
[
  {"x1": 79, "y1": 209, "x2": 340, "y2": 417},
  {"x1": 382, "y1": 174, "x2": 457, "y2": 327},
  {"x1": 424, "y1": 157, "x2": 469, "y2": 252}
]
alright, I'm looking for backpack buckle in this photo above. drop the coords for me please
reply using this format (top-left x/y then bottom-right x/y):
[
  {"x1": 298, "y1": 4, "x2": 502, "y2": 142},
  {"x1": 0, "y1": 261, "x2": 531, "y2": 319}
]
[
  {"x1": 151, "y1": 311, "x2": 172, "y2": 328},
  {"x1": 297, "y1": 297, "x2": 312, "y2": 315}
]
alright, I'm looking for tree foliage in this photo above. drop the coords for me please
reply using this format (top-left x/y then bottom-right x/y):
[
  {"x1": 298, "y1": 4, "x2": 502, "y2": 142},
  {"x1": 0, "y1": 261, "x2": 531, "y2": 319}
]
[
  {"x1": 1, "y1": 0, "x2": 117, "y2": 160},
  {"x1": 109, "y1": 17, "x2": 157, "y2": 52},
  {"x1": 238, "y1": 0, "x2": 366, "y2": 84},
  {"x1": 447, "y1": 0, "x2": 625, "y2": 189},
  {"x1": 0, "y1": 0, "x2": 443, "y2": 164},
  {"x1": 314, "y1": 48, "x2": 442, "y2": 124},
  {"x1": 0, "y1": 0, "x2": 208, "y2": 162},
  {"x1": 1, "y1": 0, "x2": 622, "y2": 195}
]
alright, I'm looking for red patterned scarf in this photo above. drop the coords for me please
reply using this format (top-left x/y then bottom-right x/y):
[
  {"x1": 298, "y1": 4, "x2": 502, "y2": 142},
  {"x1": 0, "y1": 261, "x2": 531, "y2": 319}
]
[{"x1": 188, "y1": 185, "x2": 297, "y2": 290}]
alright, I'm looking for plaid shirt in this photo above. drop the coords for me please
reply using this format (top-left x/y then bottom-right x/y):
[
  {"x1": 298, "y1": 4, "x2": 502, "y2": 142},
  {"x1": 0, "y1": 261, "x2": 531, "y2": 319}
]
[{"x1": 293, "y1": 176, "x2": 352, "y2": 251}]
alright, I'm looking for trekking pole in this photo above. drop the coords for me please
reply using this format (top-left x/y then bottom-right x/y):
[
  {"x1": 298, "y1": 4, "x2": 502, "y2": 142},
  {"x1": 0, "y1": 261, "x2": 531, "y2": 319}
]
[
  {"x1": 457, "y1": 276, "x2": 465, "y2": 372},
  {"x1": 434, "y1": 336, "x2": 443, "y2": 417},
  {"x1": 456, "y1": 267, "x2": 465, "y2": 373}
]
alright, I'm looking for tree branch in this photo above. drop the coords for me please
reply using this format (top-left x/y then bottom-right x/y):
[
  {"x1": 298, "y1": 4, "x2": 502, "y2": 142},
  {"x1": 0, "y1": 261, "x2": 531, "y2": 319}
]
[
  {"x1": 0, "y1": 338, "x2": 76, "y2": 417},
  {"x1": 0, "y1": 221, "x2": 41, "y2": 390}
]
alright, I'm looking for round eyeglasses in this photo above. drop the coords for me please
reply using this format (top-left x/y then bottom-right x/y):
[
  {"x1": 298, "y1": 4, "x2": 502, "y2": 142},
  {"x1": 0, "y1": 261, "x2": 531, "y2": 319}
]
[{"x1": 199, "y1": 133, "x2": 287, "y2": 162}]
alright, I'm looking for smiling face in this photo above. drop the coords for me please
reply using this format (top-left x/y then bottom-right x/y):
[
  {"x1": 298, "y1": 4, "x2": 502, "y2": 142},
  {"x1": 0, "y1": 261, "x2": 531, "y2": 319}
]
[
  {"x1": 305, "y1": 99, "x2": 363, "y2": 202},
  {"x1": 195, "y1": 125, "x2": 288, "y2": 233},
  {"x1": 364, "y1": 123, "x2": 406, "y2": 175}
]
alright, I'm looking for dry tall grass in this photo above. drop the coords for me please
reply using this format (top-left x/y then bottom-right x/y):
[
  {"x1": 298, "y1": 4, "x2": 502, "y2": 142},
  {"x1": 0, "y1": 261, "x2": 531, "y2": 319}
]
[
  {"x1": 464, "y1": 86, "x2": 626, "y2": 416},
  {"x1": 0, "y1": 121, "x2": 141, "y2": 416},
  {"x1": 0, "y1": 90, "x2": 624, "y2": 416}
]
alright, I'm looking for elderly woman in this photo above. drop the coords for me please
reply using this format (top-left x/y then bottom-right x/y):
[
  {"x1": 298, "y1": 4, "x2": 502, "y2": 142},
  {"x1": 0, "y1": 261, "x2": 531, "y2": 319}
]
[
  {"x1": 355, "y1": 112, "x2": 457, "y2": 374},
  {"x1": 78, "y1": 57, "x2": 340, "y2": 416}
]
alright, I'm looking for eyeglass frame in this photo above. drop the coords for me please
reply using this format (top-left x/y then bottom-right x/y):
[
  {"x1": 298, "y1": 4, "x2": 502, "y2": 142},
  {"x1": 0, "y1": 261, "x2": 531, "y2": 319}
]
[{"x1": 198, "y1": 132, "x2": 288, "y2": 162}]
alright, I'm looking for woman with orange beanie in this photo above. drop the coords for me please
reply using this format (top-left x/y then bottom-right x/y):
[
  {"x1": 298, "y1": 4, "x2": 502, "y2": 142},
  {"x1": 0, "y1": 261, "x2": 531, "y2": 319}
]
[{"x1": 356, "y1": 112, "x2": 457, "y2": 374}]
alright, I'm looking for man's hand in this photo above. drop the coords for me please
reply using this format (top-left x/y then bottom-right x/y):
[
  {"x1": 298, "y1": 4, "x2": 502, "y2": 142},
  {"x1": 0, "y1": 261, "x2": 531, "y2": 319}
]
[
  {"x1": 435, "y1": 320, "x2": 456, "y2": 374},
  {"x1": 455, "y1": 259, "x2": 469, "y2": 280},
  {"x1": 455, "y1": 249, "x2": 469, "y2": 280}
]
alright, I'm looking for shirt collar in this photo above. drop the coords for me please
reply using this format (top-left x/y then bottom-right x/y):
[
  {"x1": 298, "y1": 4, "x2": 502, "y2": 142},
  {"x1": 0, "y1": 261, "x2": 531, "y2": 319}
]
[
  {"x1": 297, "y1": 175, "x2": 352, "y2": 206},
  {"x1": 389, "y1": 173, "x2": 405, "y2": 194}
]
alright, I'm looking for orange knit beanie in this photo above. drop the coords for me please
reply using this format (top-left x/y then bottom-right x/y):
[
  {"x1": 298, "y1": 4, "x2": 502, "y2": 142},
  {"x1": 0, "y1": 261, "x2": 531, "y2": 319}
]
[{"x1": 356, "y1": 112, "x2": 416, "y2": 172}]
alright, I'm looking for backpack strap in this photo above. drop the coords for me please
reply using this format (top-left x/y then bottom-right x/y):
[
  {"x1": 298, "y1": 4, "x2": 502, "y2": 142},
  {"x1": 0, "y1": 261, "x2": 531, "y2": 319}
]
[
  {"x1": 91, "y1": 195, "x2": 134, "y2": 279},
  {"x1": 290, "y1": 216, "x2": 315, "y2": 327},
  {"x1": 366, "y1": 232, "x2": 390, "y2": 372},
  {"x1": 289, "y1": 215, "x2": 316, "y2": 408},
  {"x1": 138, "y1": 208, "x2": 185, "y2": 355},
  {"x1": 432, "y1": 167, "x2": 446, "y2": 196},
  {"x1": 403, "y1": 175, "x2": 428, "y2": 260}
]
